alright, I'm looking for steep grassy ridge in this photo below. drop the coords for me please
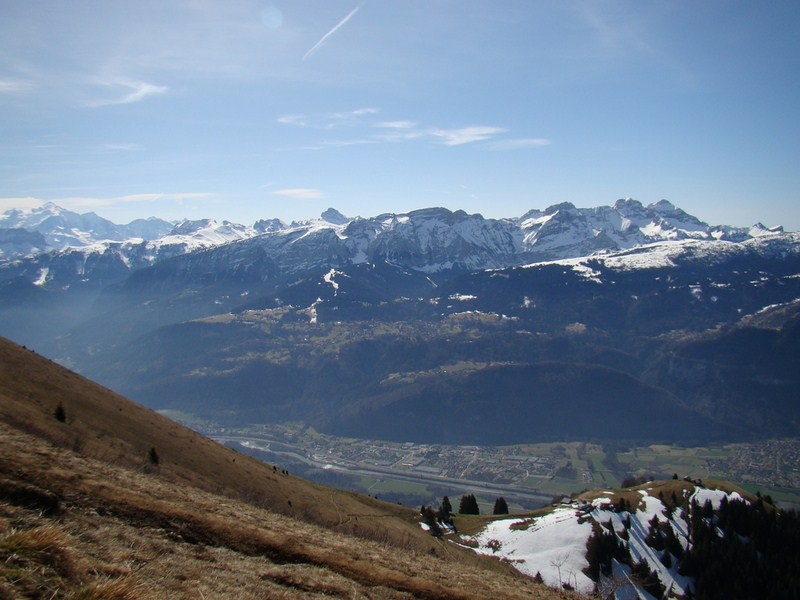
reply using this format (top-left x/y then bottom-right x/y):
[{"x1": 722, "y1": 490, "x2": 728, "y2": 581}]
[{"x1": 0, "y1": 337, "x2": 571, "y2": 599}]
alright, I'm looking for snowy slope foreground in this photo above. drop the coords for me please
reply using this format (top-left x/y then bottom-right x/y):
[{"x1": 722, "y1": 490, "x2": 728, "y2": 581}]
[{"x1": 464, "y1": 482, "x2": 759, "y2": 598}]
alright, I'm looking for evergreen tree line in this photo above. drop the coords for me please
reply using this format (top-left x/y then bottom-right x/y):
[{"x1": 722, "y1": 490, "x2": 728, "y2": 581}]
[
  {"x1": 679, "y1": 496, "x2": 800, "y2": 599},
  {"x1": 585, "y1": 492, "x2": 800, "y2": 599}
]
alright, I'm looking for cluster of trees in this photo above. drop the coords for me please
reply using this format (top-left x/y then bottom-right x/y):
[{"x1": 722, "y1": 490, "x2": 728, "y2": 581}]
[
  {"x1": 420, "y1": 494, "x2": 511, "y2": 536},
  {"x1": 457, "y1": 494, "x2": 509, "y2": 515},
  {"x1": 584, "y1": 521, "x2": 629, "y2": 580},
  {"x1": 458, "y1": 494, "x2": 479, "y2": 515}
]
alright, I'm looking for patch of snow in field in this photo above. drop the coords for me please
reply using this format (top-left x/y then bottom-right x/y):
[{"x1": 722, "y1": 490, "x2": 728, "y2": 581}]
[{"x1": 469, "y1": 508, "x2": 595, "y2": 594}]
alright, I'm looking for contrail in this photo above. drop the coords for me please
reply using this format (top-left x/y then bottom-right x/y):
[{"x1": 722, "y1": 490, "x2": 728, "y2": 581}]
[{"x1": 303, "y1": 3, "x2": 362, "y2": 61}]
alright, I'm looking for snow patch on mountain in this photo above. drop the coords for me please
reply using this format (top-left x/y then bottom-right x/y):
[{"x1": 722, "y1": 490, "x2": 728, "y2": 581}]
[
  {"x1": 323, "y1": 268, "x2": 348, "y2": 295},
  {"x1": 521, "y1": 232, "x2": 800, "y2": 275},
  {"x1": 150, "y1": 219, "x2": 256, "y2": 253},
  {"x1": 33, "y1": 267, "x2": 49, "y2": 286},
  {"x1": 466, "y1": 484, "x2": 751, "y2": 598}
]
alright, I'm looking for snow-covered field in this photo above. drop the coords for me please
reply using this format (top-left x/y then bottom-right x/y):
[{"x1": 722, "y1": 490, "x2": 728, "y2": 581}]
[{"x1": 470, "y1": 506, "x2": 595, "y2": 593}]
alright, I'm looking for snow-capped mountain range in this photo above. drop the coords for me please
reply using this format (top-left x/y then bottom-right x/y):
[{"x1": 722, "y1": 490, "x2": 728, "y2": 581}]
[
  {"x1": 0, "y1": 202, "x2": 173, "y2": 252},
  {"x1": 1, "y1": 199, "x2": 798, "y2": 448},
  {"x1": 0, "y1": 199, "x2": 788, "y2": 289}
]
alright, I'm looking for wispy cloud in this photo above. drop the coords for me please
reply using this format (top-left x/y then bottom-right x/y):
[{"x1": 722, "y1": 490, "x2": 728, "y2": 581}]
[
  {"x1": 0, "y1": 197, "x2": 43, "y2": 211},
  {"x1": 60, "y1": 193, "x2": 211, "y2": 210},
  {"x1": 277, "y1": 107, "x2": 378, "y2": 129},
  {"x1": 332, "y1": 107, "x2": 379, "y2": 121},
  {"x1": 88, "y1": 79, "x2": 168, "y2": 107},
  {"x1": 320, "y1": 139, "x2": 376, "y2": 147},
  {"x1": 100, "y1": 143, "x2": 143, "y2": 152},
  {"x1": 114, "y1": 192, "x2": 212, "y2": 204},
  {"x1": 278, "y1": 109, "x2": 544, "y2": 149},
  {"x1": 376, "y1": 120, "x2": 417, "y2": 129},
  {"x1": 272, "y1": 188, "x2": 324, "y2": 200},
  {"x1": 486, "y1": 138, "x2": 551, "y2": 150},
  {"x1": 0, "y1": 79, "x2": 35, "y2": 94},
  {"x1": 0, "y1": 193, "x2": 213, "y2": 213},
  {"x1": 277, "y1": 114, "x2": 310, "y2": 127},
  {"x1": 303, "y1": 4, "x2": 363, "y2": 61},
  {"x1": 373, "y1": 120, "x2": 424, "y2": 142},
  {"x1": 427, "y1": 126, "x2": 508, "y2": 146}
]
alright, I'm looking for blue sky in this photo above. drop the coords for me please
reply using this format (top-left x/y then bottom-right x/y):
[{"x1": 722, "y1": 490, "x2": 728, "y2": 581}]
[{"x1": 1, "y1": 1, "x2": 798, "y2": 229}]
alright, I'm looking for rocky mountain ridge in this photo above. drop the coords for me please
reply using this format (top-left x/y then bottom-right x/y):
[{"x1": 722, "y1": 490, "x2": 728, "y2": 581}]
[
  {"x1": 0, "y1": 199, "x2": 785, "y2": 289},
  {"x1": 0, "y1": 201, "x2": 174, "y2": 253}
]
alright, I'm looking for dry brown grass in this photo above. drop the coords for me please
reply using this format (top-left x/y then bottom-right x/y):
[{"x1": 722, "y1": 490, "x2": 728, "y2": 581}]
[
  {"x1": 0, "y1": 336, "x2": 576, "y2": 599},
  {"x1": 68, "y1": 576, "x2": 147, "y2": 600},
  {"x1": 0, "y1": 339, "x2": 466, "y2": 554},
  {"x1": 0, "y1": 522, "x2": 76, "y2": 598}
]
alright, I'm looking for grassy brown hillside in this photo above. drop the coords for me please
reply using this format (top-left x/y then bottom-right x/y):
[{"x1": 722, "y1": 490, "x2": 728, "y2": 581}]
[{"x1": 0, "y1": 337, "x2": 572, "y2": 599}]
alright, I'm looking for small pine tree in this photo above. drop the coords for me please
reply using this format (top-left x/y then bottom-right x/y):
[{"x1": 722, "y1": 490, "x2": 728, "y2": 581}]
[
  {"x1": 458, "y1": 494, "x2": 480, "y2": 515},
  {"x1": 147, "y1": 446, "x2": 160, "y2": 466},
  {"x1": 437, "y1": 497, "x2": 453, "y2": 525},
  {"x1": 493, "y1": 496, "x2": 509, "y2": 515},
  {"x1": 420, "y1": 505, "x2": 442, "y2": 537},
  {"x1": 661, "y1": 550, "x2": 673, "y2": 568},
  {"x1": 53, "y1": 402, "x2": 66, "y2": 423},
  {"x1": 623, "y1": 514, "x2": 632, "y2": 530},
  {"x1": 441, "y1": 495, "x2": 452, "y2": 516}
]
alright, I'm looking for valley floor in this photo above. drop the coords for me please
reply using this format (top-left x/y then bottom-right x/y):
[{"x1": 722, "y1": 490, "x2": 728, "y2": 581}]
[{"x1": 176, "y1": 418, "x2": 800, "y2": 511}]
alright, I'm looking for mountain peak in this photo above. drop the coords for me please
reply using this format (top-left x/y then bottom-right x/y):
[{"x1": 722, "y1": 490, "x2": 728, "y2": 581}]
[
  {"x1": 649, "y1": 199, "x2": 678, "y2": 214},
  {"x1": 750, "y1": 222, "x2": 785, "y2": 237},
  {"x1": 41, "y1": 201, "x2": 63, "y2": 211},
  {"x1": 614, "y1": 197, "x2": 645, "y2": 210},
  {"x1": 544, "y1": 201, "x2": 577, "y2": 214},
  {"x1": 254, "y1": 218, "x2": 286, "y2": 234},
  {"x1": 321, "y1": 208, "x2": 349, "y2": 225},
  {"x1": 169, "y1": 218, "x2": 217, "y2": 236}
]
